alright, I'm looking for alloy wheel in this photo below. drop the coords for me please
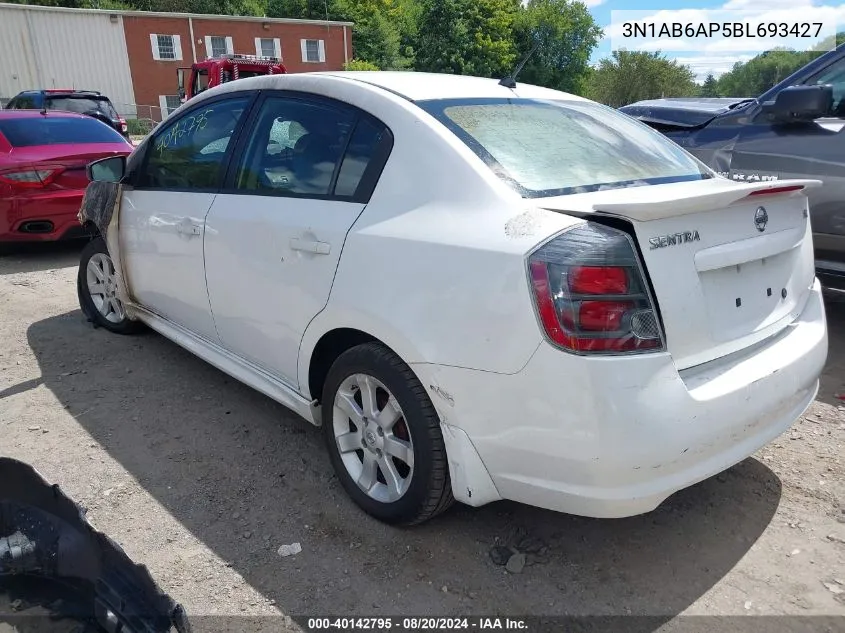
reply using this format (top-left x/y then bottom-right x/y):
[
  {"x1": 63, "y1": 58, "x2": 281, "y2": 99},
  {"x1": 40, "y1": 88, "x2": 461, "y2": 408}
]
[{"x1": 332, "y1": 373, "x2": 415, "y2": 503}]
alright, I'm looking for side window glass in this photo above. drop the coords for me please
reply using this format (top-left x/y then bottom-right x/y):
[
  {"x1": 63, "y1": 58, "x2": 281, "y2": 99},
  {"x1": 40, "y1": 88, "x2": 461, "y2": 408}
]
[
  {"x1": 334, "y1": 118, "x2": 387, "y2": 198},
  {"x1": 235, "y1": 97, "x2": 354, "y2": 196},
  {"x1": 808, "y1": 59, "x2": 845, "y2": 116},
  {"x1": 140, "y1": 96, "x2": 250, "y2": 190}
]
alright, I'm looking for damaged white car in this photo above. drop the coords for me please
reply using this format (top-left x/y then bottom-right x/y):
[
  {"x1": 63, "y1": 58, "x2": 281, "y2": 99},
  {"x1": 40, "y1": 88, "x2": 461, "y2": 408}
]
[{"x1": 77, "y1": 71, "x2": 828, "y2": 525}]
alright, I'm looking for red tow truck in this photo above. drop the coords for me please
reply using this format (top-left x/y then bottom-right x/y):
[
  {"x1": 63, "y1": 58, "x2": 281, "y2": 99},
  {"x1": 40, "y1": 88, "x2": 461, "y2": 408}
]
[{"x1": 177, "y1": 53, "x2": 287, "y2": 103}]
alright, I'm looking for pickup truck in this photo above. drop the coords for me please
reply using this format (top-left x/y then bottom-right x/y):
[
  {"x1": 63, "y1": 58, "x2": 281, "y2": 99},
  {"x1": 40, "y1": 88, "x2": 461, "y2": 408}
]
[{"x1": 620, "y1": 43, "x2": 845, "y2": 292}]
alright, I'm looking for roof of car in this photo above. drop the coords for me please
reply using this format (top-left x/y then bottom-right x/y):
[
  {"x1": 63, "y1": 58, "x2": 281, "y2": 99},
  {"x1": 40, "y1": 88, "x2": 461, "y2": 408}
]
[
  {"x1": 315, "y1": 71, "x2": 587, "y2": 102},
  {"x1": 202, "y1": 71, "x2": 588, "y2": 105},
  {"x1": 0, "y1": 110, "x2": 90, "y2": 120}
]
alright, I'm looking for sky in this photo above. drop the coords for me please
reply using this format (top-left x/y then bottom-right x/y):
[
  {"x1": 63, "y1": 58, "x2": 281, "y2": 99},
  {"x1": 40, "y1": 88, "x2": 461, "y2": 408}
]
[{"x1": 585, "y1": 0, "x2": 845, "y2": 81}]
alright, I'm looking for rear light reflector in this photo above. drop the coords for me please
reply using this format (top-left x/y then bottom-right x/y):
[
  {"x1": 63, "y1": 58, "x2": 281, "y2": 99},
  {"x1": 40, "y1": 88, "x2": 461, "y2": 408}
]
[
  {"x1": 579, "y1": 300, "x2": 633, "y2": 331},
  {"x1": 527, "y1": 222, "x2": 665, "y2": 355},
  {"x1": 0, "y1": 167, "x2": 63, "y2": 188},
  {"x1": 746, "y1": 185, "x2": 804, "y2": 197}
]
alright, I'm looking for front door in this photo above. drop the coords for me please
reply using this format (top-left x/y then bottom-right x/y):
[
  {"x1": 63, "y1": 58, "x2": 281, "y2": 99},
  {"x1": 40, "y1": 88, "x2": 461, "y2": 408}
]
[
  {"x1": 121, "y1": 93, "x2": 254, "y2": 342},
  {"x1": 204, "y1": 92, "x2": 392, "y2": 387}
]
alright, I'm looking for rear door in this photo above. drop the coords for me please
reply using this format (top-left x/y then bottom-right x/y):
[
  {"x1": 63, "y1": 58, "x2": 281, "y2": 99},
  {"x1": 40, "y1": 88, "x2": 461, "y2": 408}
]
[
  {"x1": 204, "y1": 91, "x2": 392, "y2": 387},
  {"x1": 120, "y1": 92, "x2": 256, "y2": 342}
]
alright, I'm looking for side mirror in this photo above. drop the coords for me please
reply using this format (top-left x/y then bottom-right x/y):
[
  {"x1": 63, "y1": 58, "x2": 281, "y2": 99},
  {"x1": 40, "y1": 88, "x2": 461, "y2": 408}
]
[
  {"x1": 762, "y1": 84, "x2": 833, "y2": 122},
  {"x1": 87, "y1": 155, "x2": 126, "y2": 183}
]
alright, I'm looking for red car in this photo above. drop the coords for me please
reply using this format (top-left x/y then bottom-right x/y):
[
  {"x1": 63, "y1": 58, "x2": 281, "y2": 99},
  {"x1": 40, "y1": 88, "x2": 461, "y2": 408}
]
[{"x1": 0, "y1": 110, "x2": 133, "y2": 242}]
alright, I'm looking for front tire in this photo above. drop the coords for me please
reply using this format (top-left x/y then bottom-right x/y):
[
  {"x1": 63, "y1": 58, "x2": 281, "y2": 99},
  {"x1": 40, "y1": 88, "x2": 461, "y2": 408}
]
[
  {"x1": 322, "y1": 343, "x2": 454, "y2": 525},
  {"x1": 77, "y1": 237, "x2": 142, "y2": 335}
]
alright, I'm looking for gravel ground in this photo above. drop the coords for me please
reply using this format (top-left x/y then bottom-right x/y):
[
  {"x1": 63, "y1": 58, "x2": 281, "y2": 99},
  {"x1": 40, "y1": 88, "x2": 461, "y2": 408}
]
[{"x1": 0, "y1": 241, "x2": 844, "y2": 629}]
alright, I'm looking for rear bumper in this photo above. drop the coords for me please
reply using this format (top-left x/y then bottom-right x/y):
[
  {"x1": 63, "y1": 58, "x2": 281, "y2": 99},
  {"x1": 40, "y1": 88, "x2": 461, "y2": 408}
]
[
  {"x1": 0, "y1": 191, "x2": 85, "y2": 242},
  {"x1": 419, "y1": 279, "x2": 828, "y2": 518}
]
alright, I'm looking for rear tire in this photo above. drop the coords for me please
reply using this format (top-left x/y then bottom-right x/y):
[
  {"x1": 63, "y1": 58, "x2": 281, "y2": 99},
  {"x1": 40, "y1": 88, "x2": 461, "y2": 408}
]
[
  {"x1": 322, "y1": 342, "x2": 454, "y2": 525},
  {"x1": 77, "y1": 237, "x2": 142, "y2": 335}
]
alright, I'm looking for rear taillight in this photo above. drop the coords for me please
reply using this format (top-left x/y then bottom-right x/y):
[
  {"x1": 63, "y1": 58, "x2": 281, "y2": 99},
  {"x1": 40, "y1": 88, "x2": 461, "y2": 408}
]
[
  {"x1": 119, "y1": 118, "x2": 128, "y2": 133},
  {"x1": 0, "y1": 167, "x2": 63, "y2": 189},
  {"x1": 527, "y1": 222, "x2": 665, "y2": 354}
]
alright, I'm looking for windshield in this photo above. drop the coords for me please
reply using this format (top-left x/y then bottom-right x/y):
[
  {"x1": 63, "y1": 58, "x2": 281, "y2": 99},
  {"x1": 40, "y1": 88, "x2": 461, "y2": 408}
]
[
  {"x1": 46, "y1": 96, "x2": 118, "y2": 119},
  {"x1": 0, "y1": 116, "x2": 126, "y2": 147},
  {"x1": 418, "y1": 98, "x2": 713, "y2": 198}
]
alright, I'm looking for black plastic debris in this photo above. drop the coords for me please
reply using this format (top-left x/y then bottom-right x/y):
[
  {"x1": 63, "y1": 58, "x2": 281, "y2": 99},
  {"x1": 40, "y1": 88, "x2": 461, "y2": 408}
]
[{"x1": 0, "y1": 457, "x2": 190, "y2": 633}]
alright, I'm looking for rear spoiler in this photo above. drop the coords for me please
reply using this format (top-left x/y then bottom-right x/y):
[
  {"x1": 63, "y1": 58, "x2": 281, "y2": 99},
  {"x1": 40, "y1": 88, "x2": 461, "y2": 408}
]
[{"x1": 591, "y1": 179, "x2": 822, "y2": 222}]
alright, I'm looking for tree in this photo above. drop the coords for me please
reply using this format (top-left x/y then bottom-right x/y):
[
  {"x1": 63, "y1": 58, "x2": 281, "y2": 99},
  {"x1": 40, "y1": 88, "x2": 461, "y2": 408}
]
[
  {"x1": 585, "y1": 50, "x2": 698, "y2": 107},
  {"x1": 700, "y1": 73, "x2": 719, "y2": 97},
  {"x1": 413, "y1": 0, "x2": 518, "y2": 77},
  {"x1": 716, "y1": 48, "x2": 815, "y2": 97},
  {"x1": 511, "y1": 0, "x2": 602, "y2": 94}
]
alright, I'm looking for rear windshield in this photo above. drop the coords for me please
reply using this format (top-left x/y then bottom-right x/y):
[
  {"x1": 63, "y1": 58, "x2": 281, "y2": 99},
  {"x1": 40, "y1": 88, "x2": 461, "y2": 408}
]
[
  {"x1": 0, "y1": 117, "x2": 126, "y2": 147},
  {"x1": 47, "y1": 96, "x2": 119, "y2": 119},
  {"x1": 418, "y1": 98, "x2": 713, "y2": 198}
]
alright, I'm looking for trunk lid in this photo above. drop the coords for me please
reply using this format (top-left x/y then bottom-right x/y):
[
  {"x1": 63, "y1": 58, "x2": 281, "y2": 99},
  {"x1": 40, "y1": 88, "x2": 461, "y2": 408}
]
[{"x1": 538, "y1": 178, "x2": 820, "y2": 370}]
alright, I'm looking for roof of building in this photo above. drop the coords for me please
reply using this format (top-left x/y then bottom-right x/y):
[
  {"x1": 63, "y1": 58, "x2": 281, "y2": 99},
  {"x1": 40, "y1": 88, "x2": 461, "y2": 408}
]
[{"x1": 0, "y1": 2, "x2": 353, "y2": 27}]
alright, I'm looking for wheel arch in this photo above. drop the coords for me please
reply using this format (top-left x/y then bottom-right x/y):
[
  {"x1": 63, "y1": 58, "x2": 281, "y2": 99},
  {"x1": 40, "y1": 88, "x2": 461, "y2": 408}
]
[{"x1": 298, "y1": 309, "x2": 433, "y2": 406}]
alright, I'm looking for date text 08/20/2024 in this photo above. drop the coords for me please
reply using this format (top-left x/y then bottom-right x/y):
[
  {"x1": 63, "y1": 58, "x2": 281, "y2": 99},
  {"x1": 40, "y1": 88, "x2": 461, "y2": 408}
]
[{"x1": 306, "y1": 617, "x2": 528, "y2": 630}]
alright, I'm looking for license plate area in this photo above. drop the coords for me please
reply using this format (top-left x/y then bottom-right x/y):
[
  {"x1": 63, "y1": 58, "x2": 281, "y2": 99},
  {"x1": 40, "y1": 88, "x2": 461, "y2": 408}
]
[{"x1": 700, "y1": 250, "x2": 801, "y2": 342}]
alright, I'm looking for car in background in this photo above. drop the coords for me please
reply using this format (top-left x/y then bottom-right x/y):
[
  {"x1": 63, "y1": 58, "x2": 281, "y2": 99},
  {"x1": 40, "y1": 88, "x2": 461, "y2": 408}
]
[
  {"x1": 620, "y1": 42, "x2": 845, "y2": 292},
  {"x1": 0, "y1": 110, "x2": 133, "y2": 242},
  {"x1": 6, "y1": 89, "x2": 130, "y2": 139},
  {"x1": 78, "y1": 71, "x2": 826, "y2": 526}
]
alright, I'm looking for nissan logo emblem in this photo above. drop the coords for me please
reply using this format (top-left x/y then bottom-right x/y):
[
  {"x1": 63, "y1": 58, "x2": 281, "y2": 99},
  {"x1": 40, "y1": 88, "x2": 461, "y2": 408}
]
[{"x1": 754, "y1": 206, "x2": 768, "y2": 232}]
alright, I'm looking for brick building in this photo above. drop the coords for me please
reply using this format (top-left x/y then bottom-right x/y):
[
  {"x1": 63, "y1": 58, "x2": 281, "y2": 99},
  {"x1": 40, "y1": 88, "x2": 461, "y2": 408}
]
[{"x1": 0, "y1": 2, "x2": 353, "y2": 121}]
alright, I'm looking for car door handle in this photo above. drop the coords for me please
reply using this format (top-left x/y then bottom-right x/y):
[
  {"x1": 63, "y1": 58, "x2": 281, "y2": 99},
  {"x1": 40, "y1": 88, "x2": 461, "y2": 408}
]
[{"x1": 290, "y1": 237, "x2": 331, "y2": 255}]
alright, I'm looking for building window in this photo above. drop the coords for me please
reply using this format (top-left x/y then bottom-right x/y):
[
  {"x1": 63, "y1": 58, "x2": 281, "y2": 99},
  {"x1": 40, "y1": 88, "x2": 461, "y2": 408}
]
[
  {"x1": 159, "y1": 95, "x2": 183, "y2": 120},
  {"x1": 150, "y1": 34, "x2": 182, "y2": 61},
  {"x1": 209, "y1": 36, "x2": 229, "y2": 57},
  {"x1": 258, "y1": 37, "x2": 279, "y2": 59},
  {"x1": 157, "y1": 34, "x2": 175, "y2": 59},
  {"x1": 301, "y1": 39, "x2": 325, "y2": 63}
]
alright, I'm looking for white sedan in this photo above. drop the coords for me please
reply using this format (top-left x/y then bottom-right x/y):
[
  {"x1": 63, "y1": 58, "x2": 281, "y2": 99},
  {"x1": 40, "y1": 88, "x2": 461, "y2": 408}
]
[{"x1": 78, "y1": 71, "x2": 828, "y2": 525}]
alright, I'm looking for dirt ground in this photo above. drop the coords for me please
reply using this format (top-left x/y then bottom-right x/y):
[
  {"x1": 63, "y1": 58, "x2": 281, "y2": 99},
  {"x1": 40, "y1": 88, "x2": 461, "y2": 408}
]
[{"x1": 1, "y1": 241, "x2": 844, "y2": 628}]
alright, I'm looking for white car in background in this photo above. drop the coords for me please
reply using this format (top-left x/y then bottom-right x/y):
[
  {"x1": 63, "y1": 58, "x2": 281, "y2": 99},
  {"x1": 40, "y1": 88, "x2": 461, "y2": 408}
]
[{"x1": 78, "y1": 71, "x2": 828, "y2": 525}]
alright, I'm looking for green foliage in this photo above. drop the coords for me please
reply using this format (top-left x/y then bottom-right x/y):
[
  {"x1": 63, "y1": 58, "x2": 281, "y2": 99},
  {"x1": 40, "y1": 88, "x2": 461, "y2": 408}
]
[
  {"x1": 414, "y1": 0, "x2": 519, "y2": 77},
  {"x1": 343, "y1": 59, "x2": 380, "y2": 71},
  {"x1": 700, "y1": 73, "x2": 719, "y2": 97},
  {"x1": 714, "y1": 32, "x2": 845, "y2": 98},
  {"x1": 716, "y1": 48, "x2": 817, "y2": 97},
  {"x1": 584, "y1": 50, "x2": 698, "y2": 107},
  {"x1": 512, "y1": 0, "x2": 602, "y2": 94}
]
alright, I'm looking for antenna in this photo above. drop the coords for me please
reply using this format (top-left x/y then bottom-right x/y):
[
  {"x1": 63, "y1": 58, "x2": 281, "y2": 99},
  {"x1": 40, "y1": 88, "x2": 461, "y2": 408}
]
[{"x1": 499, "y1": 40, "x2": 539, "y2": 89}]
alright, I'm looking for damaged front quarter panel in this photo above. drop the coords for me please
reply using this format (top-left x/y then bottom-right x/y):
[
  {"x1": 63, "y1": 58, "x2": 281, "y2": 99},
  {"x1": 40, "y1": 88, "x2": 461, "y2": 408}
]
[{"x1": 77, "y1": 180, "x2": 139, "y2": 323}]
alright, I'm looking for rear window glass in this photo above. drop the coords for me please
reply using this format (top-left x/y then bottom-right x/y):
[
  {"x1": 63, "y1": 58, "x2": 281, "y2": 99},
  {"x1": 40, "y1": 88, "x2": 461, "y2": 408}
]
[
  {"x1": 47, "y1": 97, "x2": 118, "y2": 119},
  {"x1": 0, "y1": 117, "x2": 126, "y2": 146},
  {"x1": 418, "y1": 98, "x2": 712, "y2": 198}
]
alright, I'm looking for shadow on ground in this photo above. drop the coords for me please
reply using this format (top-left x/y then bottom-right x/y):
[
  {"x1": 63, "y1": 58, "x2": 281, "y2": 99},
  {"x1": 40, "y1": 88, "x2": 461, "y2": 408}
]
[
  {"x1": 16, "y1": 309, "x2": 787, "y2": 627},
  {"x1": 0, "y1": 241, "x2": 83, "y2": 276}
]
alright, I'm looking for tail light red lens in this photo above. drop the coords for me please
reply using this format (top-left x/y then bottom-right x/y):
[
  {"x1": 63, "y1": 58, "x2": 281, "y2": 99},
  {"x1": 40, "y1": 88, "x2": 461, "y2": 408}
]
[
  {"x1": 0, "y1": 167, "x2": 63, "y2": 189},
  {"x1": 528, "y1": 222, "x2": 665, "y2": 354},
  {"x1": 119, "y1": 118, "x2": 128, "y2": 133},
  {"x1": 569, "y1": 265, "x2": 628, "y2": 294}
]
